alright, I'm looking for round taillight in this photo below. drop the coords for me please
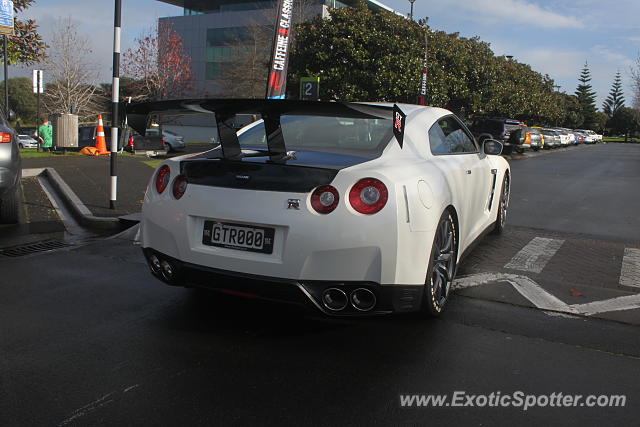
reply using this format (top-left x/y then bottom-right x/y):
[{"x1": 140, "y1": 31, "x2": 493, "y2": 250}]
[
  {"x1": 349, "y1": 178, "x2": 388, "y2": 215},
  {"x1": 155, "y1": 165, "x2": 170, "y2": 194},
  {"x1": 310, "y1": 185, "x2": 339, "y2": 214},
  {"x1": 172, "y1": 175, "x2": 188, "y2": 199}
]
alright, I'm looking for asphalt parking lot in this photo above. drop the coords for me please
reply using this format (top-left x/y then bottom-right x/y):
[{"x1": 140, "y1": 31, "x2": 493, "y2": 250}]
[{"x1": 1, "y1": 143, "x2": 639, "y2": 425}]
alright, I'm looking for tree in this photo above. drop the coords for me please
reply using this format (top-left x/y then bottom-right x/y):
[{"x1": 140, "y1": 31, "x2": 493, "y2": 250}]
[
  {"x1": 602, "y1": 71, "x2": 625, "y2": 118},
  {"x1": 574, "y1": 62, "x2": 598, "y2": 129},
  {"x1": 290, "y1": 2, "x2": 562, "y2": 125},
  {"x1": 631, "y1": 54, "x2": 640, "y2": 109},
  {"x1": 122, "y1": 22, "x2": 193, "y2": 101},
  {"x1": 219, "y1": 19, "x2": 273, "y2": 98},
  {"x1": 6, "y1": 1, "x2": 47, "y2": 65},
  {"x1": 42, "y1": 18, "x2": 101, "y2": 119},
  {"x1": 219, "y1": 0, "x2": 316, "y2": 98},
  {"x1": 609, "y1": 107, "x2": 640, "y2": 141},
  {"x1": 553, "y1": 92, "x2": 583, "y2": 128},
  {"x1": 594, "y1": 111, "x2": 608, "y2": 135},
  {"x1": 0, "y1": 77, "x2": 36, "y2": 123}
]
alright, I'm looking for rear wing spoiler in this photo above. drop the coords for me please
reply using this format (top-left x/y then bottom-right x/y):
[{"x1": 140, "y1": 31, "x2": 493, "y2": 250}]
[{"x1": 125, "y1": 99, "x2": 396, "y2": 162}]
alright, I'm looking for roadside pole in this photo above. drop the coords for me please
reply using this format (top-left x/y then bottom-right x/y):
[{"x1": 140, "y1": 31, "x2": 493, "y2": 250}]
[
  {"x1": 3, "y1": 35, "x2": 7, "y2": 116},
  {"x1": 33, "y1": 70, "x2": 42, "y2": 151},
  {"x1": 110, "y1": 0, "x2": 121, "y2": 210},
  {"x1": 0, "y1": 1, "x2": 14, "y2": 117}
]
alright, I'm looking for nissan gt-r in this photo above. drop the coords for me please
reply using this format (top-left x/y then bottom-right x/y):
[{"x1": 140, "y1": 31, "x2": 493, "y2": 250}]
[{"x1": 128, "y1": 99, "x2": 510, "y2": 316}]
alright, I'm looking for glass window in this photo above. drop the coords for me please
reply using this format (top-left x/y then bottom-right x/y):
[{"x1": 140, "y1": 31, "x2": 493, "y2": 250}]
[
  {"x1": 429, "y1": 116, "x2": 477, "y2": 154},
  {"x1": 205, "y1": 62, "x2": 223, "y2": 79},
  {"x1": 236, "y1": 116, "x2": 393, "y2": 156}
]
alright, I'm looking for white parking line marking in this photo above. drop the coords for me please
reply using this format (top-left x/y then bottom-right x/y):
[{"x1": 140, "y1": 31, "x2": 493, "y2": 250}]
[
  {"x1": 572, "y1": 294, "x2": 640, "y2": 316},
  {"x1": 504, "y1": 237, "x2": 564, "y2": 273},
  {"x1": 619, "y1": 248, "x2": 640, "y2": 288},
  {"x1": 454, "y1": 272, "x2": 574, "y2": 313},
  {"x1": 454, "y1": 272, "x2": 640, "y2": 317}
]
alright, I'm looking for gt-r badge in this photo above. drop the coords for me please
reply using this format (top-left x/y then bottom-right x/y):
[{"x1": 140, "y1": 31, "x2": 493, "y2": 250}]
[
  {"x1": 392, "y1": 104, "x2": 406, "y2": 148},
  {"x1": 287, "y1": 199, "x2": 301, "y2": 210},
  {"x1": 235, "y1": 175, "x2": 251, "y2": 181}
]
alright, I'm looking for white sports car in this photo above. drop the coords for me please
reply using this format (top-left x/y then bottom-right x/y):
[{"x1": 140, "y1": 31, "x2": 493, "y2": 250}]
[{"x1": 128, "y1": 99, "x2": 510, "y2": 316}]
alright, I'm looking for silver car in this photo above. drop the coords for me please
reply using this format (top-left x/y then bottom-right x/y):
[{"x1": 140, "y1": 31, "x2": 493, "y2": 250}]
[
  {"x1": 146, "y1": 128, "x2": 186, "y2": 152},
  {"x1": 0, "y1": 111, "x2": 20, "y2": 223},
  {"x1": 17, "y1": 134, "x2": 38, "y2": 148}
]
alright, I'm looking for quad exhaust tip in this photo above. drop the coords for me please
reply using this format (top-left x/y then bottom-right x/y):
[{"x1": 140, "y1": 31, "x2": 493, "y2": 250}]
[
  {"x1": 321, "y1": 288, "x2": 348, "y2": 311},
  {"x1": 321, "y1": 287, "x2": 377, "y2": 312},
  {"x1": 160, "y1": 259, "x2": 175, "y2": 281},
  {"x1": 149, "y1": 254, "x2": 162, "y2": 274},
  {"x1": 350, "y1": 288, "x2": 376, "y2": 312}
]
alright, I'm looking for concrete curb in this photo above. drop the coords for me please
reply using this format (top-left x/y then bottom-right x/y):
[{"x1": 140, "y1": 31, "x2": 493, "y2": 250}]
[{"x1": 40, "y1": 168, "x2": 123, "y2": 232}]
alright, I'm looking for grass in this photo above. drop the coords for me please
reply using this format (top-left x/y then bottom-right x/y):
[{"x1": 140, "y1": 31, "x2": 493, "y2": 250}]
[
  {"x1": 19, "y1": 148, "x2": 82, "y2": 158},
  {"x1": 603, "y1": 137, "x2": 639, "y2": 143},
  {"x1": 143, "y1": 159, "x2": 164, "y2": 169}
]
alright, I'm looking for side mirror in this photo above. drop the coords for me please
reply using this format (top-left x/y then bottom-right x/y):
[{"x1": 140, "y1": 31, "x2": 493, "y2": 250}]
[
  {"x1": 483, "y1": 139, "x2": 503, "y2": 155},
  {"x1": 8, "y1": 109, "x2": 16, "y2": 122}
]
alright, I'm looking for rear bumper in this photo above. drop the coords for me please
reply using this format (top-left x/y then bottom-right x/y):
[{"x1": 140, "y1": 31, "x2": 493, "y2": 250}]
[{"x1": 142, "y1": 248, "x2": 424, "y2": 315}]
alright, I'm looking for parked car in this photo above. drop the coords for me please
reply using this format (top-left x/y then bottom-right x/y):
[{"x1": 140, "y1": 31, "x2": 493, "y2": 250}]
[
  {"x1": 469, "y1": 117, "x2": 525, "y2": 154},
  {"x1": 541, "y1": 129, "x2": 561, "y2": 148},
  {"x1": 528, "y1": 127, "x2": 546, "y2": 151},
  {"x1": 124, "y1": 129, "x2": 169, "y2": 156},
  {"x1": 17, "y1": 134, "x2": 38, "y2": 148},
  {"x1": 505, "y1": 126, "x2": 542, "y2": 153},
  {"x1": 575, "y1": 129, "x2": 596, "y2": 144},
  {"x1": 132, "y1": 99, "x2": 511, "y2": 317},
  {"x1": 573, "y1": 130, "x2": 587, "y2": 144},
  {"x1": 0, "y1": 110, "x2": 20, "y2": 223},
  {"x1": 592, "y1": 130, "x2": 603, "y2": 142},
  {"x1": 554, "y1": 129, "x2": 572, "y2": 147},
  {"x1": 146, "y1": 128, "x2": 186, "y2": 152}
]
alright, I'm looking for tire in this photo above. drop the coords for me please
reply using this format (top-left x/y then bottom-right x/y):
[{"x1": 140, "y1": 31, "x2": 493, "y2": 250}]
[
  {"x1": 422, "y1": 210, "x2": 458, "y2": 316},
  {"x1": 492, "y1": 173, "x2": 510, "y2": 235},
  {"x1": 18, "y1": 143, "x2": 23, "y2": 148},
  {"x1": 502, "y1": 145, "x2": 513, "y2": 155},
  {"x1": 532, "y1": 147, "x2": 540, "y2": 152},
  {"x1": 0, "y1": 190, "x2": 19, "y2": 224}
]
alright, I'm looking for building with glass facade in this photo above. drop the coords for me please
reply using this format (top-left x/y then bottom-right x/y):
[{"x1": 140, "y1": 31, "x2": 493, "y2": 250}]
[{"x1": 158, "y1": 0, "x2": 400, "y2": 96}]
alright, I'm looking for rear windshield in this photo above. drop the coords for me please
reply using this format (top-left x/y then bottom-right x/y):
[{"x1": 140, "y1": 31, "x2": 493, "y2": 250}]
[
  {"x1": 505, "y1": 124, "x2": 522, "y2": 132},
  {"x1": 237, "y1": 116, "x2": 393, "y2": 156}
]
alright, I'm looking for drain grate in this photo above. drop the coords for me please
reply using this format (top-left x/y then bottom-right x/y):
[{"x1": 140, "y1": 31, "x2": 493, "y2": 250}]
[{"x1": 0, "y1": 240, "x2": 72, "y2": 258}]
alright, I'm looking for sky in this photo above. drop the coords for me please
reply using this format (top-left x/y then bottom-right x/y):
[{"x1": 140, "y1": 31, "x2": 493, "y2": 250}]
[{"x1": 11, "y1": 0, "x2": 640, "y2": 109}]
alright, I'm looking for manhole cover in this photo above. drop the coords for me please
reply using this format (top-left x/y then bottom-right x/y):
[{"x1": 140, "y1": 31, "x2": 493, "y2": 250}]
[{"x1": 0, "y1": 240, "x2": 72, "y2": 258}]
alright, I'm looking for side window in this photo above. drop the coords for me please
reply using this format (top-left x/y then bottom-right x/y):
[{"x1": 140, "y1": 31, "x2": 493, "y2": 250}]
[{"x1": 428, "y1": 116, "x2": 478, "y2": 154}]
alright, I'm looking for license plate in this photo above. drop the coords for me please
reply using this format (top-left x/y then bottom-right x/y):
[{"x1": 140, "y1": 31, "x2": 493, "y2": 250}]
[{"x1": 203, "y1": 221, "x2": 275, "y2": 254}]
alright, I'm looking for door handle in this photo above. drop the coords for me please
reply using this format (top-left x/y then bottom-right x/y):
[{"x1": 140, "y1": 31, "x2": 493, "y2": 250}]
[{"x1": 466, "y1": 170, "x2": 472, "y2": 174}]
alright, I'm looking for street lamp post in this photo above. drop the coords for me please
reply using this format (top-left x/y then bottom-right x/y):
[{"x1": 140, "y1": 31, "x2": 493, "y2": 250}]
[{"x1": 408, "y1": 0, "x2": 416, "y2": 20}]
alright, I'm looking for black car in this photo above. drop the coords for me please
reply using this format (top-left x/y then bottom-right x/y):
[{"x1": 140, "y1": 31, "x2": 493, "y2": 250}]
[
  {"x1": 0, "y1": 110, "x2": 19, "y2": 223},
  {"x1": 469, "y1": 118, "x2": 525, "y2": 154}
]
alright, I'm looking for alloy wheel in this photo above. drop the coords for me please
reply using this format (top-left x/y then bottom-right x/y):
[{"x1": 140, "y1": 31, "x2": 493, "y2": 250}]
[
  {"x1": 429, "y1": 213, "x2": 457, "y2": 312},
  {"x1": 499, "y1": 175, "x2": 510, "y2": 228}
]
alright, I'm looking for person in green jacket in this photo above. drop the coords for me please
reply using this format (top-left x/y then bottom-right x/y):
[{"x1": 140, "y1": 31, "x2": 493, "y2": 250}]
[{"x1": 35, "y1": 117, "x2": 53, "y2": 152}]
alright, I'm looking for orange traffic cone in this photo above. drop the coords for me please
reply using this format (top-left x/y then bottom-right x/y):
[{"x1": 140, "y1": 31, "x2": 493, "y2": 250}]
[{"x1": 95, "y1": 115, "x2": 109, "y2": 155}]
